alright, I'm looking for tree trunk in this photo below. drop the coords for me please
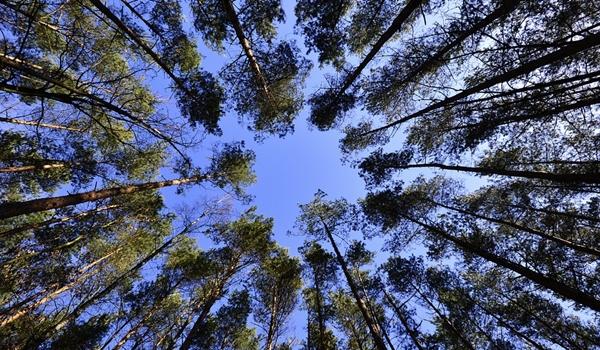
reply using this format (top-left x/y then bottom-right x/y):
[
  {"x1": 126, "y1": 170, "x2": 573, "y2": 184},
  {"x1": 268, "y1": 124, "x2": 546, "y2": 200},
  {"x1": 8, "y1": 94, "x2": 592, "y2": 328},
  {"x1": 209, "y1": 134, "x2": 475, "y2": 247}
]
[
  {"x1": 412, "y1": 284, "x2": 475, "y2": 350},
  {"x1": 406, "y1": 216, "x2": 600, "y2": 312},
  {"x1": 177, "y1": 295, "x2": 219, "y2": 350},
  {"x1": 220, "y1": 0, "x2": 272, "y2": 101},
  {"x1": 0, "y1": 116, "x2": 81, "y2": 131},
  {"x1": 469, "y1": 296, "x2": 546, "y2": 350},
  {"x1": 22, "y1": 223, "x2": 194, "y2": 349},
  {"x1": 88, "y1": 0, "x2": 185, "y2": 90},
  {"x1": 336, "y1": 0, "x2": 423, "y2": 96},
  {"x1": 393, "y1": 162, "x2": 600, "y2": 184},
  {"x1": 320, "y1": 219, "x2": 388, "y2": 350},
  {"x1": 0, "y1": 175, "x2": 204, "y2": 220},
  {"x1": 363, "y1": 32, "x2": 600, "y2": 136},
  {"x1": 314, "y1": 278, "x2": 326, "y2": 349},
  {"x1": 0, "y1": 248, "x2": 116, "y2": 328},
  {"x1": 381, "y1": 288, "x2": 425, "y2": 350},
  {"x1": 391, "y1": 0, "x2": 520, "y2": 91},
  {"x1": 0, "y1": 163, "x2": 66, "y2": 174},
  {"x1": 109, "y1": 278, "x2": 185, "y2": 350},
  {"x1": 428, "y1": 198, "x2": 600, "y2": 257},
  {"x1": 264, "y1": 291, "x2": 278, "y2": 350},
  {"x1": 0, "y1": 204, "x2": 120, "y2": 238}
]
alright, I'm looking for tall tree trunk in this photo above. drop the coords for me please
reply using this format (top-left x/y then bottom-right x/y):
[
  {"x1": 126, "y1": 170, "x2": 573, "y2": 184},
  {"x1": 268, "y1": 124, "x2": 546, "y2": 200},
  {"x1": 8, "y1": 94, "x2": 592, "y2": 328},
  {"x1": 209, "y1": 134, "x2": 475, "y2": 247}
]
[
  {"x1": 0, "y1": 163, "x2": 66, "y2": 174},
  {"x1": 0, "y1": 204, "x2": 120, "y2": 238},
  {"x1": 381, "y1": 288, "x2": 425, "y2": 350},
  {"x1": 412, "y1": 284, "x2": 475, "y2": 350},
  {"x1": 469, "y1": 295, "x2": 546, "y2": 350},
  {"x1": 406, "y1": 215, "x2": 600, "y2": 312},
  {"x1": 314, "y1": 278, "x2": 326, "y2": 349},
  {"x1": 363, "y1": 32, "x2": 600, "y2": 136},
  {"x1": 392, "y1": 162, "x2": 600, "y2": 184},
  {"x1": 0, "y1": 116, "x2": 81, "y2": 131},
  {"x1": 497, "y1": 290, "x2": 588, "y2": 350},
  {"x1": 448, "y1": 94, "x2": 600, "y2": 132},
  {"x1": 336, "y1": 0, "x2": 423, "y2": 96},
  {"x1": 109, "y1": 278, "x2": 185, "y2": 350},
  {"x1": 0, "y1": 249, "x2": 117, "y2": 327},
  {"x1": 0, "y1": 175, "x2": 204, "y2": 219},
  {"x1": 87, "y1": 0, "x2": 185, "y2": 90},
  {"x1": 390, "y1": 0, "x2": 520, "y2": 92},
  {"x1": 320, "y1": 219, "x2": 388, "y2": 350},
  {"x1": 220, "y1": 0, "x2": 272, "y2": 101},
  {"x1": 264, "y1": 290, "x2": 279, "y2": 350},
  {"x1": 177, "y1": 294, "x2": 219, "y2": 350},
  {"x1": 427, "y1": 198, "x2": 600, "y2": 257},
  {"x1": 22, "y1": 223, "x2": 194, "y2": 349}
]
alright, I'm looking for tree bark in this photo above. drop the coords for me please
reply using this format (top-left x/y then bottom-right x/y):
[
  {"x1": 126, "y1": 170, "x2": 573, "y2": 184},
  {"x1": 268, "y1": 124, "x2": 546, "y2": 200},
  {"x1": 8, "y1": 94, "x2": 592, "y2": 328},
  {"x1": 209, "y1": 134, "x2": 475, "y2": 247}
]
[
  {"x1": 412, "y1": 284, "x2": 475, "y2": 350},
  {"x1": 406, "y1": 215, "x2": 600, "y2": 312},
  {"x1": 336, "y1": 0, "x2": 423, "y2": 96},
  {"x1": 0, "y1": 116, "x2": 81, "y2": 131},
  {"x1": 428, "y1": 198, "x2": 600, "y2": 258},
  {"x1": 363, "y1": 32, "x2": 600, "y2": 136},
  {"x1": 220, "y1": 0, "x2": 272, "y2": 101},
  {"x1": 391, "y1": 162, "x2": 600, "y2": 184},
  {"x1": 0, "y1": 163, "x2": 66, "y2": 174},
  {"x1": 88, "y1": 0, "x2": 185, "y2": 90},
  {"x1": 0, "y1": 204, "x2": 120, "y2": 238},
  {"x1": 22, "y1": 223, "x2": 195, "y2": 349},
  {"x1": 0, "y1": 175, "x2": 204, "y2": 220},
  {"x1": 381, "y1": 288, "x2": 425, "y2": 350},
  {"x1": 389, "y1": 0, "x2": 520, "y2": 92},
  {"x1": 320, "y1": 219, "x2": 388, "y2": 350}
]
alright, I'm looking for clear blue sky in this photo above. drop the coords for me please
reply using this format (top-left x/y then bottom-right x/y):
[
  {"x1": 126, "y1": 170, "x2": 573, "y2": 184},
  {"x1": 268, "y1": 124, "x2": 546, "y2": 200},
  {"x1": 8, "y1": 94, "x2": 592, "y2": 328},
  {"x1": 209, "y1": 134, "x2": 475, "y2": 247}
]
[{"x1": 155, "y1": 1, "x2": 370, "y2": 345}]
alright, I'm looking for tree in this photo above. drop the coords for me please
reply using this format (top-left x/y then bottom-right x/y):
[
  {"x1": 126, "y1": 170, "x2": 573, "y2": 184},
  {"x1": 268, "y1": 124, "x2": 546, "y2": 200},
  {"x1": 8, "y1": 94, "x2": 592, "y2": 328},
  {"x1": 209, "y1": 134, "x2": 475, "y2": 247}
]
[
  {"x1": 191, "y1": 0, "x2": 311, "y2": 137},
  {"x1": 251, "y1": 247, "x2": 302, "y2": 350},
  {"x1": 298, "y1": 193, "x2": 389, "y2": 350},
  {"x1": 299, "y1": 241, "x2": 338, "y2": 350}
]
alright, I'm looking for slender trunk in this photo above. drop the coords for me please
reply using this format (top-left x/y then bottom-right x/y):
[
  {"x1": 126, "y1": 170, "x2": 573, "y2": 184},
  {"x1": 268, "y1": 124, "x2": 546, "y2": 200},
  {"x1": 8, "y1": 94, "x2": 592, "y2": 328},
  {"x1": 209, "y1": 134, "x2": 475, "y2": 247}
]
[
  {"x1": 412, "y1": 284, "x2": 475, "y2": 350},
  {"x1": 22, "y1": 224, "x2": 193, "y2": 349},
  {"x1": 0, "y1": 204, "x2": 120, "y2": 238},
  {"x1": 356, "y1": 271, "x2": 396, "y2": 350},
  {"x1": 391, "y1": 1, "x2": 520, "y2": 91},
  {"x1": 264, "y1": 290, "x2": 278, "y2": 350},
  {"x1": 497, "y1": 291, "x2": 585, "y2": 350},
  {"x1": 381, "y1": 288, "x2": 425, "y2": 350},
  {"x1": 0, "y1": 175, "x2": 204, "y2": 219},
  {"x1": 507, "y1": 203, "x2": 600, "y2": 224},
  {"x1": 470, "y1": 296, "x2": 546, "y2": 350},
  {"x1": 428, "y1": 199, "x2": 600, "y2": 257},
  {"x1": 449, "y1": 94, "x2": 600, "y2": 132},
  {"x1": 314, "y1": 278, "x2": 326, "y2": 349},
  {"x1": 306, "y1": 307, "x2": 312, "y2": 349},
  {"x1": 110, "y1": 278, "x2": 185, "y2": 350},
  {"x1": 336, "y1": 0, "x2": 423, "y2": 96},
  {"x1": 0, "y1": 248, "x2": 114, "y2": 328},
  {"x1": 363, "y1": 32, "x2": 600, "y2": 136},
  {"x1": 220, "y1": 0, "x2": 272, "y2": 101},
  {"x1": 178, "y1": 260, "x2": 243, "y2": 350},
  {"x1": 406, "y1": 216, "x2": 600, "y2": 312},
  {"x1": 0, "y1": 116, "x2": 81, "y2": 131},
  {"x1": 177, "y1": 295, "x2": 219, "y2": 350},
  {"x1": 88, "y1": 0, "x2": 185, "y2": 90},
  {"x1": 320, "y1": 220, "x2": 388, "y2": 350},
  {"x1": 0, "y1": 162, "x2": 66, "y2": 174},
  {"x1": 392, "y1": 162, "x2": 600, "y2": 184},
  {"x1": 0, "y1": 63, "x2": 181, "y2": 155}
]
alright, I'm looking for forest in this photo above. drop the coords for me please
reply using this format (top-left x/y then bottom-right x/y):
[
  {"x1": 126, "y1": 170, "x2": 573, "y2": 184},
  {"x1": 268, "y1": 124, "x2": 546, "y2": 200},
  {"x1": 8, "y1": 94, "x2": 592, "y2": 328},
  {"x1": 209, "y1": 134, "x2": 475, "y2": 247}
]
[{"x1": 1, "y1": 0, "x2": 599, "y2": 349}]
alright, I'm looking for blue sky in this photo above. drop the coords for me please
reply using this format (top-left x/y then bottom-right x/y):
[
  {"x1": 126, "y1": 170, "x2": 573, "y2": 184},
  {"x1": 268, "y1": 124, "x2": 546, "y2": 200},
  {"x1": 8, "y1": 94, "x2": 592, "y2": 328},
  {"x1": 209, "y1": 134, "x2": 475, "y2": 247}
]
[{"x1": 155, "y1": 1, "x2": 371, "y2": 345}]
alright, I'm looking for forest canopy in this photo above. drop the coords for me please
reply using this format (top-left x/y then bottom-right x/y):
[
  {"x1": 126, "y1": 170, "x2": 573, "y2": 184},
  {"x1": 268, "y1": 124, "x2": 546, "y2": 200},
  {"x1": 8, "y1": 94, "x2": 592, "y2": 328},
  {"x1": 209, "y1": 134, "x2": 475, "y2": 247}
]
[{"x1": 1, "y1": 0, "x2": 600, "y2": 349}]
